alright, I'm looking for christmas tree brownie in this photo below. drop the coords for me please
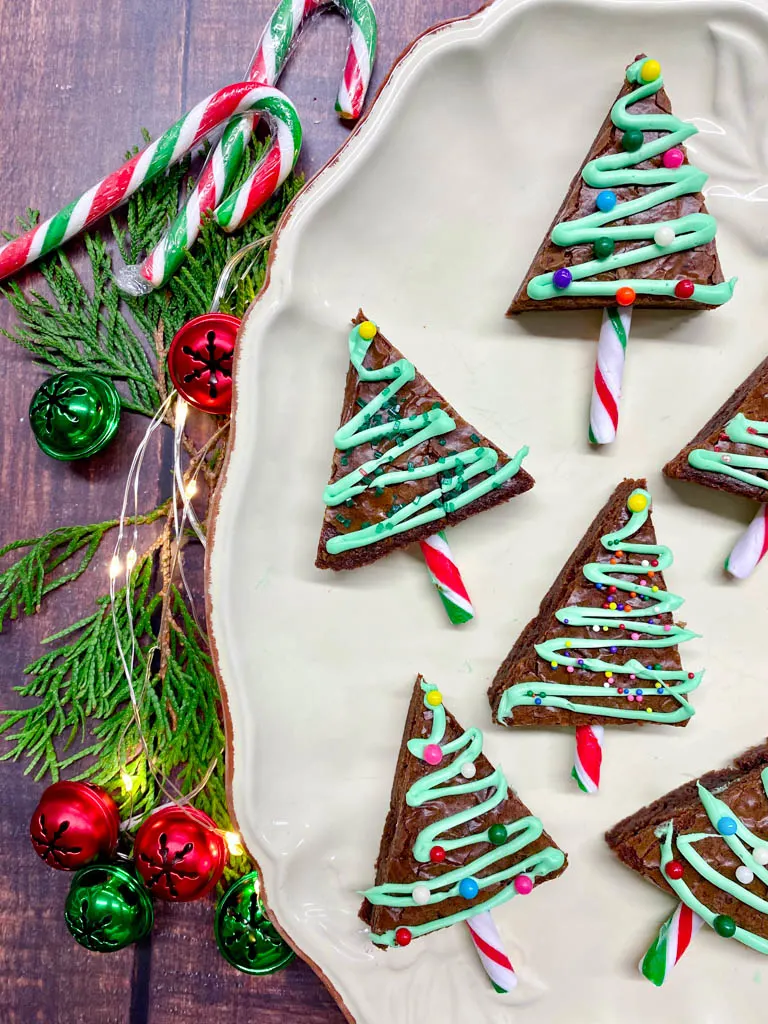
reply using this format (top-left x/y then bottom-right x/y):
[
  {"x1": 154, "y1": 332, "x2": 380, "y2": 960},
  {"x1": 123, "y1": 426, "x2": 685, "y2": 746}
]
[
  {"x1": 488, "y1": 480, "x2": 702, "y2": 790},
  {"x1": 317, "y1": 313, "x2": 534, "y2": 570},
  {"x1": 606, "y1": 739, "x2": 768, "y2": 985},
  {"x1": 507, "y1": 55, "x2": 736, "y2": 314},
  {"x1": 663, "y1": 353, "x2": 768, "y2": 502},
  {"x1": 361, "y1": 676, "x2": 566, "y2": 949}
]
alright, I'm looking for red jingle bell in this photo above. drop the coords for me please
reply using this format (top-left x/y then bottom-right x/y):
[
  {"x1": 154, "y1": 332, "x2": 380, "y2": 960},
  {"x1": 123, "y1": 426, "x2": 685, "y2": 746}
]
[
  {"x1": 30, "y1": 781, "x2": 120, "y2": 871},
  {"x1": 133, "y1": 806, "x2": 227, "y2": 902},
  {"x1": 167, "y1": 313, "x2": 241, "y2": 415}
]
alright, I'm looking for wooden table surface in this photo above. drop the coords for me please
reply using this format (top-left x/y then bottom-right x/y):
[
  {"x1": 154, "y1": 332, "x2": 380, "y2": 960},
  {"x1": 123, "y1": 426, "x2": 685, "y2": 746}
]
[{"x1": 0, "y1": 1, "x2": 485, "y2": 1021}]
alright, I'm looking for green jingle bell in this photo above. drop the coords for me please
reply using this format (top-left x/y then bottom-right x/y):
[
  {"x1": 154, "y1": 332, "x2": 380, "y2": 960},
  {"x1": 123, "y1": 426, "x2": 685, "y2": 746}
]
[
  {"x1": 29, "y1": 371, "x2": 121, "y2": 460},
  {"x1": 214, "y1": 871, "x2": 295, "y2": 975},
  {"x1": 65, "y1": 864, "x2": 153, "y2": 953}
]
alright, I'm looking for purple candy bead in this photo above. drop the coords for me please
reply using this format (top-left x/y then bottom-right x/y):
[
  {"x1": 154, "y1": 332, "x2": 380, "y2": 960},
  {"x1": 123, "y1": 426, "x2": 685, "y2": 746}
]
[{"x1": 553, "y1": 268, "x2": 572, "y2": 290}]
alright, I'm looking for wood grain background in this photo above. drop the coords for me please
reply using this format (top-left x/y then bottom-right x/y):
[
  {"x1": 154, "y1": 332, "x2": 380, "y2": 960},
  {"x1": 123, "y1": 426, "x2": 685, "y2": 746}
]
[{"x1": 0, "y1": 1, "x2": 485, "y2": 1021}]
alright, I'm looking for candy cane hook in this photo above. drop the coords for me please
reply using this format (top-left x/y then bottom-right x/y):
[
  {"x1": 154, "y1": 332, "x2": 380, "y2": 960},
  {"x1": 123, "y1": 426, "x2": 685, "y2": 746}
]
[
  {"x1": 123, "y1": 0, "x2": 378, "y2": 294},
  {"x1": 0, "y1": 82, "x2": 302, "y2": 284}
]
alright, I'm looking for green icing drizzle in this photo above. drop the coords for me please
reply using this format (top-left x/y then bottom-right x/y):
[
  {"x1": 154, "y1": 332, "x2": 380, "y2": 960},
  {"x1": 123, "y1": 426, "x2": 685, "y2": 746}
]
[
  {"x1": 363, "y1": 679, "x2": 564, "y2": 947},
  {"x1": 688, "y1": 413, "x2": 768, "y2": 490},
  {"x1": 527, "y1": 58, "x2": 736, "y2": 305},
  {"x1": 324, "y1": 325, "x2": 529, "y2": 554},
  {"x1": 497, "y1": 488, "x2": 701, "y2": 724},
  {"x1": 657, "y1": 768, "x2": 768, "y2": 954}
]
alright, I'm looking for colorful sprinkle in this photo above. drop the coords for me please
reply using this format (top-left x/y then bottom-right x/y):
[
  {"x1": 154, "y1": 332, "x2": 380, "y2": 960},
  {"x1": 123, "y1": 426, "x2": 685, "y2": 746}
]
[
  {"x1": 514, "y1": 875, "x2": 533, "y2": 895},
  {"x1": 553, "y1": 267, "x2": 573, "y2": 290},
  {"x1": 754, "y1": 848, "x2": 768, "y2": 866},
  {"x1": 663, "y1": 147, "x2": 685, "y2": 169},
  {"x1": 412, "y1": 884, "x2": 430, "y2": 906},
  {"x1": 717, "y1": 816, "x2": 738, "y2": 836},
  {"x1": 488, "y1": 824, "x2": 508, "y2": 846},
  {"x1": 665, "y1": 860, "x2": 684, "y2": 880},
  {"x1": 430, "y1": 846, "x2": 446, "y2": 864},
  {"x1": 596, "y1": 190, "x2": 617, "y2": 212},
  {"x1": 423, "y1": 744, "x2": 443, "y2": 766},
  {"x1": 461, "y1": 761, "x2": 477, "y2": 779},
  {"x1": 713, "y1": 915, "x2": 736, "y2": 938},
  {"x1": 594, "y1": 236, "x2": 615, "y2": 259},
  {"x1": 459, "y1": 877, "x2": 479, "y2": 900},
  {"x1": 736, "y1": 866, "x2": 754, "y2": 885},
  {"x1": 654, "y1": 225, "x2": 675, "y2": 247},
  {"x1": 395, "y1": 927, "x2": 412, "y2": 946},
  {"x1": 674, "y1": 278, "x2": 695, "y2": 299},
  {"x1": 640, "y1": 58, "x2": 661, "y2": 82},
  {"x1": 425, "y1": 690, "x2": 443, "y2": 707},
  {"x1": 616, "y1": 286, "x2": 636, "y2": 306},
  {"x1": 359, "y1": 320, "x2": 377, "y2": 340}
]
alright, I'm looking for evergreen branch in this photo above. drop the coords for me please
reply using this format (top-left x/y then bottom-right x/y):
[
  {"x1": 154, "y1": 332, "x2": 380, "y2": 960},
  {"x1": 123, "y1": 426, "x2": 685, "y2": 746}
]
[{"x1": 0, "y1": 507, "x2": 167, "y2": 632}]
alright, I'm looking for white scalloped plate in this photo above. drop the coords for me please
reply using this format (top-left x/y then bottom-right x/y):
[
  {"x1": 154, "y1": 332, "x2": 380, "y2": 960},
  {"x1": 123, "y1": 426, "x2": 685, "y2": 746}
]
[{"x1": 207, "y1": 1, "x2": 768, "y2": 1021}]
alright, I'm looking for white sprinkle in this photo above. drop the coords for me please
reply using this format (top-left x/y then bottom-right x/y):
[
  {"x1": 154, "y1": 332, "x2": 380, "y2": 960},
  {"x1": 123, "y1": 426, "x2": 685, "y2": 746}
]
[
  {"x1": 654, "y1": 225, "x2": 676, "y2": 247},
  {"x1": 736, "y1": 866, "x2": 754, "y2": 885},
  {"x1": 592, "y1": 625, "x2": 601, "y2": 633},
  {"x1": 412, "y1": 884, "x2": 431, "y2": 905},
  {"x1": 461, "y1": 762, "x2": 477, "y2": 779},
  {"x1": 754, "y1": 847, "x2": 768, "y2": 866},
  {"x1": 641, "y1": 560, "x2": 650, "y2": 567}
]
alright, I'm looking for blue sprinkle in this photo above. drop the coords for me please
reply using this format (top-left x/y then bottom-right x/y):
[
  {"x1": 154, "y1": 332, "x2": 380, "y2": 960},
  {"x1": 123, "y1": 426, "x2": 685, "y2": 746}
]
[
  {"x1": 563, "y1": 618, "x2": 570, "y2": 625},
  {"x1": 459, "y1": 877, "x2": 479, "y2": 900},
  {"x1": 717, "y1": 816, "x2": 738, "y2": 836},
  {"x1": 534, "y1": 697, "x2": 542, "y2": 705},
  {"x1": 609, "y1": 646, "x2": 618, "y2": 653},
  {"x1": 596, "y1": 189, "x2": 617, "y2": 212},
  {"x1": 635, "y1": 689, "x2": 642, "y2": 696},
  {"x1": 596, "y1": 583, "x2": 604, "y2": 590}
]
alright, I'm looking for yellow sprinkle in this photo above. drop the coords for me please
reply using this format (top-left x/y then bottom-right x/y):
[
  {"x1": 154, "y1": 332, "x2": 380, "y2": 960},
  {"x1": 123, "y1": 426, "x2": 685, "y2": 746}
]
[
  {"x1": 652, "y1": 585, "x2": 659, "y2": 592},
  {"x1": 655, "y1": 682, "x2": 662, "y2": 689},
  {"x1": 602, "y1": 626, "x2": 609, "y2": 632},
  {"x1": 640, "y1": 59, "x2": 661, "y2": 83},
  {"x1": 609, "y1": 602, "x2": 617, "y2": 610},
  {"x1": 359, "y1": 320, "x2": 377, "y2": 340},
  {"x1": 646, "y1": 707, "x2": 654, "y2": 714},
  {"x1": 605, "y1": 671, "x2": 613, "y2": 678},
  {"x1": 627, "y1": 492, "x2": 649, "y2": 513},
  {"x1": 426, "y1": 690, "x2": 443, "y2": 707},
  {"x1": 565, "y1": 641, "x2": 572, "y2": 648},
  {"x1": 551, "y1": 661, "x2": 558, "y2": 668}
]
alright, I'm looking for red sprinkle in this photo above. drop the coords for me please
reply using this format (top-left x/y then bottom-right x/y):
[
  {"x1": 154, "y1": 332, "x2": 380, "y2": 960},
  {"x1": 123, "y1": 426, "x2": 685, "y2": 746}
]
[
  {"x1": 665, "y1": 860, "x2": 685, "y2": 880},
  {"x1": 395, "y1": 928, "x2": 412, "y2": 947},
  {"x1": 674, "y1": 278, "x2": 695, "y2": 299},
  {"x1": 688, "y1": 673, "x2": 695, "y2": 680},
  {"x1": 429, "y1": 846, "x2": 446, "y2": 864}
]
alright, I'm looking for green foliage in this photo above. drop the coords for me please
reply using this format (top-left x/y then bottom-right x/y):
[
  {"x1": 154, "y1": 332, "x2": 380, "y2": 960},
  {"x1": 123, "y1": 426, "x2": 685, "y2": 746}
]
[
  {"x1": 0, "y1": 509, "x2": 164, "y2": 632},
  {"x1": 0, "y1": 129, "x2": 303, "y2": 873}
]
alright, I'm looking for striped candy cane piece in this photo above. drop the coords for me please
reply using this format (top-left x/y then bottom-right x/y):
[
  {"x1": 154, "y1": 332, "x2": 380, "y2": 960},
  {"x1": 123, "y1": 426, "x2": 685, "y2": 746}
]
[
  {"x1": 725, "y1": 503, "x2": 768, "y2": 580},
  {"x1": 129, "y1": 0, "x2": 377, "y2": 292},
  {"x1": 589, "y1": 306, "x2": 632, "y2": 446},
  {"x1": 0, "y1": 83, "x2": 301, "y2": 285},
  {"x1": 419, "y1": 531, "x2": 474, "y2": 625},
  {"x1": 640, "y1": 903, "x2": 703, "y2": 986},
  {"x1": 465, "y1": 911, "x2": 517, "y2": 993},
  {"x1": 571, "y1": 724, "x2": 604, "y2": 794}
]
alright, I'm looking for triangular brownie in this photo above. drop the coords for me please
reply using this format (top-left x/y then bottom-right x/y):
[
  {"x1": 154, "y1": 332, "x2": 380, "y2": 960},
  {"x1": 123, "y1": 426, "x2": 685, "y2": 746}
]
[
  {"x1": 663, "y1": 354, "x2": 768, "y2": 502},
  {"x1": 507, "y1": 55, "x2": 735, "y2": 314},
  {"x1": 317, "y1": 313, "x2": 534, "y2": 570},
  {"x1": 488, "y1": 479, "x2": 702, "y2": 730},
  {"x1": 360, "y1": 676, "x2": 566, "y2": 947},
  {"x1": 607, "y1": 740, "x2": 768, "y2": 954}
]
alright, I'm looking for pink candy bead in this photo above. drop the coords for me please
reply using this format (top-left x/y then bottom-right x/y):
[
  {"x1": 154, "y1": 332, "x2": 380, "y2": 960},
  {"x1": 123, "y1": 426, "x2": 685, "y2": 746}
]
[
  {"x1": 424, "y1": 744, "x2": 443, "y2": 765},
  {"x1": 628, "y1": 695, "x2": 636, "y2": 702},
  {"x1": 631, "y1": 632, "x2": 640, "y2": 641},
  {"x1": 664, "y1": 624, "x2": 671, "y2": 632},
  {"x1": 662, "y1": 147, "x2": 684, "y2": 169},
  {"x1": 566, "y1": 666, "x2": 575, "y2": 673},
  {"x1": 514, "y1": 875, "x2": 533, "y2": 895}
]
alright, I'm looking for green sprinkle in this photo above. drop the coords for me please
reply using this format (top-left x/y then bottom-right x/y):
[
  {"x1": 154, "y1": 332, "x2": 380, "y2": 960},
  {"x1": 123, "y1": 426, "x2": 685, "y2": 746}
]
[
  {"x1": 431, "y1": 402, "x2": 440, "y2": 410},
  {"x1": 407, "y1": 461, "x2": 414, "y2": 472},
  {"x1": 344, "y1": 498, "x2": 354, "y2": 508},
  {"x1": 340, "y1": 455, "x2": 349, "y2": 466},
  {"x1": 469, "y1": 433, "x2": 480, "y2": 444},
  {"x1": 356, "y1": 398, "x2": 366, "y2": 409},
  {"x1": 438, "y1": 439, "x2": 447, "y2": 446}
]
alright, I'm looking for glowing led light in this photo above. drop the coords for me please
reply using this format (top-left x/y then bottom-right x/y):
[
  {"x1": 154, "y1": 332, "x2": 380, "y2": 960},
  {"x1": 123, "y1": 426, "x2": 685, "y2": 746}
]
[
  {"x1": 121, "y1": 770, "x2": 135, "y2": 793},
  {"x1": 225, "y1": 831, "x2": 244, "y2": 857},
  {"x1": 109, "y1": 556, "x2": 122, "y2": 580}
]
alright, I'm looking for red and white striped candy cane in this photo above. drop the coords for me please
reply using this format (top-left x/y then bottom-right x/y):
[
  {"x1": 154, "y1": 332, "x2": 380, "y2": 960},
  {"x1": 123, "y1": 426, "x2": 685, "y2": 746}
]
[
  {"x1": 0, "y1": 83, "x2": 301, "y2": 284},
  {"x1": 126, "y1": 0, "x2": 377, "y2": 293},
  {"x1": 640, "y1": 902, "x2": 703, "y2": 986},
  {"x1": 571, "y1": 724, "x2": 604, "y2": 794},
  {"x1": 589, "y1": 306, "x2": 632, "y2": 446},
  {"x1": 465, "y1": 911, "x2": 517, "y2": 993},
  {"x1": 725, "y1": 503, "x2": 768, "y2": 580},
  {"x1": 419, "y1": 531, "x2": 474, "y2": 626}
]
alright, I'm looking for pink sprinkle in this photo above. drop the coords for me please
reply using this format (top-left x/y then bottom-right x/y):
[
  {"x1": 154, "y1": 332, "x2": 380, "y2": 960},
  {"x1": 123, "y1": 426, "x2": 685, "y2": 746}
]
[
  {"x1": 566, "y1": 666, "x2": 575, "y2": 673},
  {"x1": 424, "y1": 744, "x2": 443, "y2": 765},
  {"x1": 629, "y1": 674, "x2": 636, "y2": 680},
  {"x1": 631, "y1": 632, "x2": 640, "y2": 641},
  {"x1": 514, "y1": 874, "x2": 533, "y2": 895},
  {"x1": 640, "y1": 579, "x2": 648, "y2": 587},
  {"x1": 627, "y1": 695, "x2": 635, "y2": 702},
  {"x1": 637, "y1": 695, "x2": 644, "y2": 702},
  {"x1": 663, "y1": 147, "x2": 684, "y2": 169},
  {"x1": 664, "y1": 624, "x2": 671, "y2": 632}
]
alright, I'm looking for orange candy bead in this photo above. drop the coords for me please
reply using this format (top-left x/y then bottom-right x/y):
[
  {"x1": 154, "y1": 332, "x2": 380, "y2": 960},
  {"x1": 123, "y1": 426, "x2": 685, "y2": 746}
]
[{"x1": 616, "y1": 286, "x2": 636, "y2": 306}]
